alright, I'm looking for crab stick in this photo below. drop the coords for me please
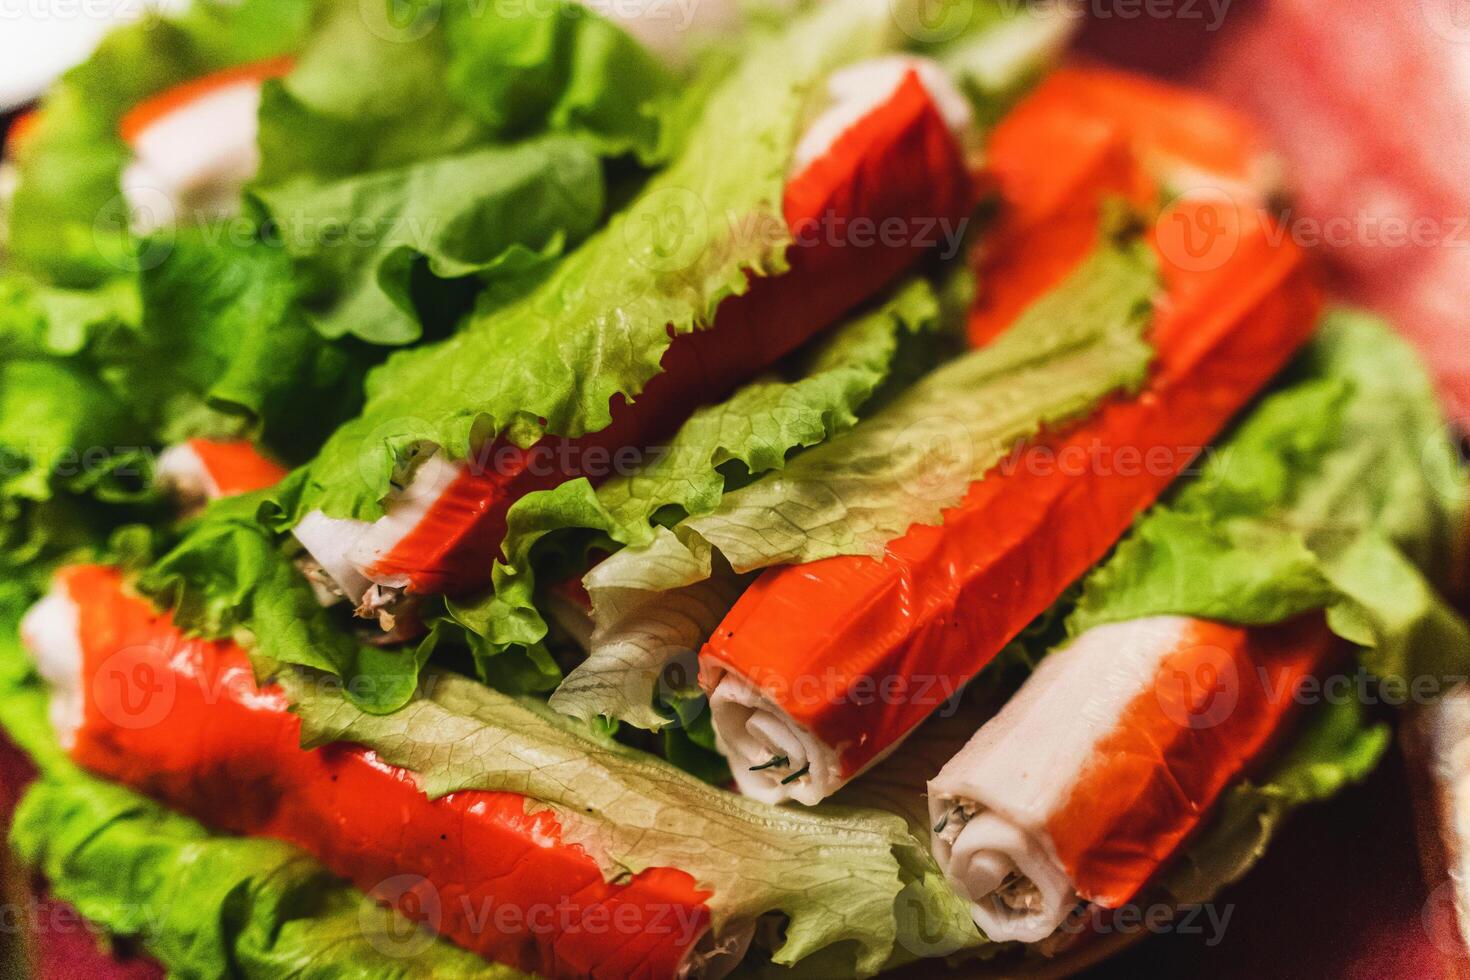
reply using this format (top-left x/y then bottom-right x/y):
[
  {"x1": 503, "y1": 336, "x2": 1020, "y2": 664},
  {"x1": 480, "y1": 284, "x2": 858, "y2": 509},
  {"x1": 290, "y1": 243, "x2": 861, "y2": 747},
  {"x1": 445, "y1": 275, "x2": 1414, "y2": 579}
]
[
  {"x1": 295, "y1": 56, "x2": 979, "y2": 613},
  {"x1": 1023, "y1": 65, "x2": 1275, "y2": 196},
  {"x1": 22, "y1": 564, "x2": 748, "y2": 980},
  {"x1": 701, "y1": 190, "x2": 1323, "y2": 805},
  {"x1": 117, "y1": 57, "x2": 292, "y2": 233},
  {"x1": 969, "y1": 67, "x2": 1283, "y2": 349},
  {"x1": 968, "y1": 100, "x2": 1154, "y2": 348},
  {"x1": 928, "y1": 616, "x2": 1336, "y2": 943},
  {"x1": 154, "y1": 438, "x2": 288, "y2": 509}
]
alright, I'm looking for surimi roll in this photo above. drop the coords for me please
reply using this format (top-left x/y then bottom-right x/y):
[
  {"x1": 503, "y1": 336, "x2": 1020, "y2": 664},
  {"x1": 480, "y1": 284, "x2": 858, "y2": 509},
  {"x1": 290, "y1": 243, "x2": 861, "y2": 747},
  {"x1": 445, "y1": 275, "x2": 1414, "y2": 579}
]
[
  {"x1": 703, "y1": 187, "x2": 1323, "y2": 805},
  {"x1": 927, "y1": 616, "x2": 1336, "y2": 943},
  {"x1": 294, "y1": 55, "x2": 978, "y2": 615},
  {"x1": 21, "y1": 565, "x2": 751, "y2": 980},
  {"x1": 117, "y1": 57, "x2": 293, "y2": 232},
  {"x1": 154, "y1": 438, "x2": 288, "y2": 508}
]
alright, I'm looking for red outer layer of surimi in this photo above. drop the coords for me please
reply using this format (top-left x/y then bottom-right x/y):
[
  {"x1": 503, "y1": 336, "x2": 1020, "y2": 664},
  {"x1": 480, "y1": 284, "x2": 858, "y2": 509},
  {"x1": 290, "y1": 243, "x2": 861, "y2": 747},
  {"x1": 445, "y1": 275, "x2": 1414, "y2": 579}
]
[
  {"x1": 970, "y1": 65, "x2": 1277, "y2": 349},
  {"x1": 700, "y1": 197, "x2": 1324, "y2": 780},
  {"x1": 968, "y1": 99, "x2": 1154, "y2": 348},
  {"x1": 117, "y1": 57, "x2": 295, "y2": 145},
  {"x1": 58, "y1": 565, "x2": 711, "y2": 980},
  {"x1": 365, "y1": 71, "x2": 977, "y2": 596},
  {"x1": 1049, "y1": 617, "x2": 1338, "y2": 908},
  {"x1": 184, "y1": 438, "x2": 287, "y2": 496},
  {"x1": 1029, "y1": 65, "x2": 1267, "y2": 186}
]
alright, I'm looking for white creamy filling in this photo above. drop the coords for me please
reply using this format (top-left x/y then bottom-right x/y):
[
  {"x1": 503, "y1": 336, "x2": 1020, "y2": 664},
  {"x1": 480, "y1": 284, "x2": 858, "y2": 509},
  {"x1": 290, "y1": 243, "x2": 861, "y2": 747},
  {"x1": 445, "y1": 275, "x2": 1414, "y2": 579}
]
[
  {"x1": 707, "y1": 669, "x2": 843, "y2": 806},
  {"x1": 122, "y1": 80, "x2": 263, "y2": 233},
  {"x1": 19, "y1": 587, "x2": 84, "y2": 749},
  {"x1": 790, "y1": 54, "x2": 974, "y2": 176}
]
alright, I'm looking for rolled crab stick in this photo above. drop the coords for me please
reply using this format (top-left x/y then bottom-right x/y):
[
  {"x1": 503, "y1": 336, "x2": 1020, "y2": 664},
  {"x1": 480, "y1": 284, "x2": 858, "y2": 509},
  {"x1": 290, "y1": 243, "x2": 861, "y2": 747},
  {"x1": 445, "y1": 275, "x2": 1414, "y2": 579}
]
[
  {"x1": 969, "y1": 67, "x2": 1277, "y2": 348},
  {"x1": 295, "y1": 56, "x2": 980, "y2": 611},
  {"x1": 928, "y1": 615, "x2": 1338, "y2": 943},
  {"x1": 21, "y1": 565, "x2": 748, "y2": 980},
  {"x1": 117, "y1": 56, "x2": 293, "y2": 233},
  {"x1": 701, "y1": 191, "x2": 1324, "y2": 805},
  {"x1": 154, "y1": 438, "x2": 288, "y2": 509}
]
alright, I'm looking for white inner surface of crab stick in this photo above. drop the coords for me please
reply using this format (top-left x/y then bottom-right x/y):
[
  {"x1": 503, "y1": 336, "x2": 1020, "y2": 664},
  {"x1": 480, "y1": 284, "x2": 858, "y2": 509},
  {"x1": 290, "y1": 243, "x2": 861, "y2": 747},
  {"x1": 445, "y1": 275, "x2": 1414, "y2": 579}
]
[
  {"x1": 707, "y1": 670, "x2": 846, "y2": 806},
  {"x1": 154, "y1": 440, "x2": 223, "y2": 506},
  {"x1": 926, "y1": 617, "x2": 1193, "y2": 944},
  {"x1": 19, "y1": 582, "x2": 84, "y2": 749},
  {"x1": 292, "y1": 450, "x2": 462, "y2": 606},
  {"x1": 1422, "y1": 685, "x2": 1470, "y2": 923},
  {"x1": 120, "y1": 78, "x2": 264, "y2": 233},
  {"x1": 791, "y1": 55, "x2": 973, "y2": 175},
  {"x1": 292, "y1": 56, "x2": 970, "y2": 610},
  {"x1": 573, "y1": 0, "x2": 745, "y2": 68}
]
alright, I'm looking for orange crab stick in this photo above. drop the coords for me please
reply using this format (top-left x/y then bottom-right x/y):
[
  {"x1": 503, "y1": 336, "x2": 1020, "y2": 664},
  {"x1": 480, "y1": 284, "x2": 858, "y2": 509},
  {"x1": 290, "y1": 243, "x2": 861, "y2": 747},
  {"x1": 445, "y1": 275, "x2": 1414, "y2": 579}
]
[
  {"x1": 1023, "y1": 65, "x2": 1272, "y2": 192},
  {"x1": 296, "y1": 57, "x2": 979, "y2": 606},
  {"x1": 22, "y1": 565, "x2": 736, "y2": 980},
  {"x1": 968, "y1": 101, "x2": 1154, "y2": 348},
  {"x1": 117, "y1": 57, "x2": 293, "y2": 232},
  {"x1": 154, "y1": 438, "x2": 288, "y2": 508},
  {"x1": 701, "y1": 190, "x2": 1323, "y2": 805},
  {"x1": 969, "y1": 66, "x2": 1277, "y2": 349},
  {"x1": 927, "y1": 616, "x2": 1337, "y2": 943}
]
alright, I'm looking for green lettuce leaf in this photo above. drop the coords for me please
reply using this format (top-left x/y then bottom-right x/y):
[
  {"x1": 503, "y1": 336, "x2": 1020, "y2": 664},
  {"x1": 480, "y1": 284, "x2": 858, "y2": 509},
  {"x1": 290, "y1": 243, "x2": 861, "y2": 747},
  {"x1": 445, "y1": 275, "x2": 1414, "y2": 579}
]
[
  {"x1": 252, "y1": 135, "x2": 606, "y2": 345},
  {"x1": 105, "y1": 228, "x2": 374, "y2": 459},
  {"x1": 271, "y1": 0, "x2": 918, "y2": 528},
  {"x1": 284, "y1": 665, "x2": 975, "y2": 975},
  {"x1": 455, "y1": 271, "x2": 962, "y2": 700},
  {"x1": 0, "y1": 353, "x2": 151, "y2": 504},
  {"x1": 0, "y1": 595, "x2": 517, "y2": 978},
  {"x1": 138, "y1": 490, "x2": 430, "y2": 714},
  {"x1": 0, "y1": 274, "x2": 139, "y2": 358},
  {"x1": 253, "y1": 0, "x2": 484, "y2": 184},
  {"x1": 442, "y1": 0, "x2": 684, "y2": 163},
  {"x1": 7, "y1": 0, "x2": 314, "y2": 285},
  {"x1": 580, "y1": 231, "x2": 1157, "y2": 602},
  {"x1": 1068, "y1": 309, "x2": 1470, "y2": 683},
  {"x1": 255, "y1": 0, "x2": 684, "y2": 185},
  {"x1": 11, "y1": 777, "x2": 518, "y2": 980}
]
